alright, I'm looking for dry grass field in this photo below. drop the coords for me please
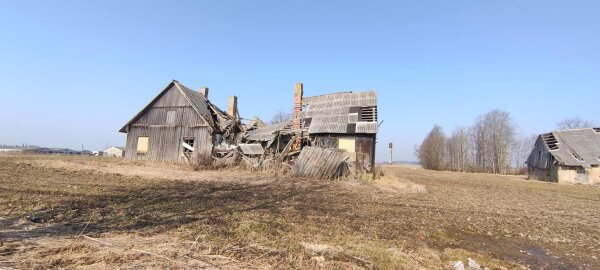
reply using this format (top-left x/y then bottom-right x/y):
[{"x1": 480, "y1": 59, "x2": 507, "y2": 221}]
[{"x1": 1, "y1": 155, "x2": 599, "y2": 269}]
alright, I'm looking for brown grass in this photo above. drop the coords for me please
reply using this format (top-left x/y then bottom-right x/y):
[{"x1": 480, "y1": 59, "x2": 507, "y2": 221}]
[{"x1": 1, "y1": 155, "x2": 599, "y2": 269}]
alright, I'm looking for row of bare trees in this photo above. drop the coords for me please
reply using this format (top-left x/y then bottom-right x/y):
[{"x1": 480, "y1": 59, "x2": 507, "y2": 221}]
[{"x1": 418, "y1": 112, "x2": 595, "y2": 174}]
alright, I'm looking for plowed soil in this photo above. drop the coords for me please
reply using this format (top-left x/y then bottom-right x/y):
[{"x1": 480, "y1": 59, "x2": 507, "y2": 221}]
[{"x1": 1, "y1": 155, "x2": 598, "y2": 269}]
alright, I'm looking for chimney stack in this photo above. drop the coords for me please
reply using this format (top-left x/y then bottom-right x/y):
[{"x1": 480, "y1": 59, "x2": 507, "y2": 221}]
[
  {"x1": 199, "y1": 87, "x2": 209, "y2": 98},
  {"x1": 293, "y1": 82, "x2": 303, "y2": 129},
  {"x1": 228, "y1": 96, "x2": 238, "y2": 118}
]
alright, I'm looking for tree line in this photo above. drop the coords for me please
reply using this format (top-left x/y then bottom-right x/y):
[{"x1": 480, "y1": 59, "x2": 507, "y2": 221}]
[{"x1": 417, "y1": 111, "x2": 594, "y2": 175}]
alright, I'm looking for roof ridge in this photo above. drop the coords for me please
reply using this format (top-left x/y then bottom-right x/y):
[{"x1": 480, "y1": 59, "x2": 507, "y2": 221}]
[
  {"x1": 555, "y1": 127, "x2": 597, "y2": 132},
  {"x1": 304, "y1": 89, "x2": 376, "y2": 99}
]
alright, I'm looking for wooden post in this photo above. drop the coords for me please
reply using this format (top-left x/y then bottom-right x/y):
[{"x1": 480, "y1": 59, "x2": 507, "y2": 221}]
[{"x1": 389, "y1": 142, "x2": 393, "y2": 165}]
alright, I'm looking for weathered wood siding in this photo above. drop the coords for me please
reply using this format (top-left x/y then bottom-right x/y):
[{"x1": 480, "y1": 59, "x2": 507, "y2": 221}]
[
  {"x1": 125, "y1": 126, "x2": 211, "y2": 162},
  {"x1": 355, "y1": 135, "x2": 375, "y2": 173},
  {"x1": 124, "y1": 86, "x2": 213, "y2": 162},
  {"x1": 527, "y1": 136, "x2": 558, "y2": 182},
  {"x1": 311, "y1": 134, "x2": 376, "y2": 173}
]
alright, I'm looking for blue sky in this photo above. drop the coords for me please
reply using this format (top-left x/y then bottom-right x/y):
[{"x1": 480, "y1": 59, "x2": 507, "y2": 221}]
[{"x1": 0, "y1": 1, "x2": 598, "y2": 161}]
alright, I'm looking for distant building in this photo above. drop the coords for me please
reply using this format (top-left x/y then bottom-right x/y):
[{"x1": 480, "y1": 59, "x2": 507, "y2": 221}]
[
  {"x1": 0, "y1": 145, "x2": 38, "y2": 153},
  {"x1": 103, "y1": 146, "x2": 125, "y2": 157},
  {"x1": 527, "y1": 128, "x2": 600, "y2": 185},
  {"x1": 0, "y1": 147, "x2": 24, "y2": 153},
  {"x1": 35, "y1": 148, "x2": 82, "y2": 155}
]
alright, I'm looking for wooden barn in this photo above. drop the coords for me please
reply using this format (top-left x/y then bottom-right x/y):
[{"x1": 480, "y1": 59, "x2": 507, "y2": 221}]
[
  {"x1": 119, "y1": 80, "x2": 242, "y2": 162},
  {"x1": 526, "y1": 128, "x2": 600, "y2": 185},
  {"x1": 295, "y1": 83, "x2": 378, "y2": 174}
]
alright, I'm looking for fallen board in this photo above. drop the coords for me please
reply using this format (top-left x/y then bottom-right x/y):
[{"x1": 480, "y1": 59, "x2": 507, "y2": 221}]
[{"x1": 291, "y1": 146, "x2": 349, "y2": 179}]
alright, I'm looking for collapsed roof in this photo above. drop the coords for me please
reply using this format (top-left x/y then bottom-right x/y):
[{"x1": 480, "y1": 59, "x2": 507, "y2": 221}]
[
  {"x1": 245, "y1": 121, "x2": 293, "y2": 142},
  {"x1": 533, "y1": 128, "x2": 600, "y2": 168}
]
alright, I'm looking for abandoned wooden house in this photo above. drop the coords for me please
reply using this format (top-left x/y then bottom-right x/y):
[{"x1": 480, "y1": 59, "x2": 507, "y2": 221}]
[
  {"x1": 295, "y1": 83, "x2": 378, "y2": 174},
  {"x1": 119, "y1": 80, "x2": 242, "y2": 162},
  {"x1": 236, "y1": 83, "x2": 378, "y2": 177},
  {"x1": 526, "y1": 127, "x2": 600, "y2": 185}
]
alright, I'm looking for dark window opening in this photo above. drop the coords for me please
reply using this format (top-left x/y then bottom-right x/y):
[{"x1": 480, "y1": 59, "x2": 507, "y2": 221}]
[
  {"x1": 183, "y1": 137, "x2": 195, "y2": 157},
  {"x1": 213, "y1": 134, "x2": 223, "y2": 146}
]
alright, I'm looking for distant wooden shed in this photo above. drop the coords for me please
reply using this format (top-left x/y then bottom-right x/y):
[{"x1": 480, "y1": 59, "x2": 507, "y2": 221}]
[
  {"x1": 526, "y1": 128, "x2": 600, "y2": 184},
  {"x1": 119, "y1": 80, "x2": 241, "y2": 163}
]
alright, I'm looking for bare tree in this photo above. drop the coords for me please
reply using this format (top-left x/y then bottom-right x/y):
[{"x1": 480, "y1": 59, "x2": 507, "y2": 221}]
[
  {"x1": 421, "y1": 109, "x2": 528, "y2": 175},
  {"x1": 556, "y1": 118, "x2": 594, "y2": 130},
  {"x1": 446, "y1": 127, "x2": 471, "y2": 172},
  {"x1": 511, "y1": 134, "x2": 537, "y2": 174},
  {"x1": 417, "y1": 125, "x2": 447, "y2": 171},
  {"x1": 469, "y1": 110, "x2": 515, "y2": 174},
  {"x1": 471, "y1": 115, "x2": 490, "y2": 172},
  {"x1": 270, "y1": 109, "x2": 291, "y2": 124},
  {"x1": 485, "y1": 110, "x2": 515, "y2": 174}
]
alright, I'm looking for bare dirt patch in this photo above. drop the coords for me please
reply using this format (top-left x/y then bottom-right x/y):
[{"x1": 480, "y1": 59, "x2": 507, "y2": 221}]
[{"x1": 1, "y1": 155, "x2": 599, "y2": 269}]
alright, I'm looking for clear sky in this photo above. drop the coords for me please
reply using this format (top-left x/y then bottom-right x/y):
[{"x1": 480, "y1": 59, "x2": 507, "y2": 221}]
[{"x1": 1, "y1": 1, "x2": 598, "y2": 162}]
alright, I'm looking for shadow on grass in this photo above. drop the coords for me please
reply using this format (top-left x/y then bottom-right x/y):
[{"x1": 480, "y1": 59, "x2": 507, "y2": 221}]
[{"x1": 1, "y1": 161, "x2": 331, "y2": 243}]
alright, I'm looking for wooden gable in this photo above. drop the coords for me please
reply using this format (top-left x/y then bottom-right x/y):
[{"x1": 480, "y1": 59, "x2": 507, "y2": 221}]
[{"x1": 120, "y1": 82, "x2": 210, "y2": 132}]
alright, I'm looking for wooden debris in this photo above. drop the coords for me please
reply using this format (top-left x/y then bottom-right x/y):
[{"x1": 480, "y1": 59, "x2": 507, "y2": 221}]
[{"x1": 291, "y1": 147, "x2": 349, "y2": 179}]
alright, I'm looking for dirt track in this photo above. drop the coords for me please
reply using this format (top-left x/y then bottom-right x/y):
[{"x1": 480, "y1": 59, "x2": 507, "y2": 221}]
[{"x1": 1, "y1": 155, "x2": 599, "y2": 269}]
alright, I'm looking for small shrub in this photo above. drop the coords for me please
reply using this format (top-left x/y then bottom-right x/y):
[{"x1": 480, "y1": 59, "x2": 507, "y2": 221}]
[{"x1": 189, "y1": 153, "x2": 215, "y2": 171}]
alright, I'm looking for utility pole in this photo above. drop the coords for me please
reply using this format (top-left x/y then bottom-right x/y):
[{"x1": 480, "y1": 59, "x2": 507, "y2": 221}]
[{"x1": 389, "y1": 142, "x2": 393, "y2": 165}]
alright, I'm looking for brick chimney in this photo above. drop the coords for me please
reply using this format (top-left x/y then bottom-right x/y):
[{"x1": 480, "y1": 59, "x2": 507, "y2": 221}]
[
  {"x1": 293, "y1": 82, "x2": 303, "y2": 129},
  {"x1": 228, "y1": 96, "x2": 238, "y2": 118},
  {"x1": 199, "y1": 87, "x2": 209, "y2": 98}
]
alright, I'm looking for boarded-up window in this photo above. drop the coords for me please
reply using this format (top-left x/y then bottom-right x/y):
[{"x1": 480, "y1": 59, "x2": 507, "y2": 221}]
[
  {"x1": 360, "y1": 106, "x2": 377, "y2": 122},
  {"x1": 166, "y1": 110, "x2": 176, "y2": 124},
  {"x1": 339, "y1": 137, "x2": 356, "y2": 162},
  {"x1": 338, "y1": 137, "x2": 355, "y2": 152},
  {"x1": 137, "y1": 136, "x2": 149, "y2": 154}
]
